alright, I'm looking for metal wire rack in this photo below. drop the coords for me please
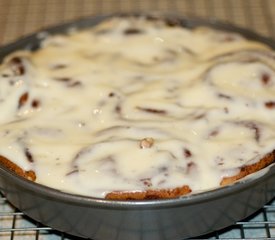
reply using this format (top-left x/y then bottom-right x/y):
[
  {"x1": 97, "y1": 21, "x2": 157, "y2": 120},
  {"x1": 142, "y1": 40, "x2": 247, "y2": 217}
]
[{"x1": 0, "y1": 191, "x2": 274, "y2": 240}]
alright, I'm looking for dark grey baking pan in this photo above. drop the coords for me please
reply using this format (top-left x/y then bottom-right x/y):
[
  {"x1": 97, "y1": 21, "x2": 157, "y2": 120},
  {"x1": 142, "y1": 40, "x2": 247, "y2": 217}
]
[{"x1": 0, "y1": 13, "x2": 275, "y2": 240}]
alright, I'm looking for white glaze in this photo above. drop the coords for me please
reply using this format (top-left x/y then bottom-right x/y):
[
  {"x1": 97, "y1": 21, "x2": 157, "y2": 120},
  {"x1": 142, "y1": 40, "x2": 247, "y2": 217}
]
[{"x1": 0, "y1": 17, "x2": 274, "y2": 198}]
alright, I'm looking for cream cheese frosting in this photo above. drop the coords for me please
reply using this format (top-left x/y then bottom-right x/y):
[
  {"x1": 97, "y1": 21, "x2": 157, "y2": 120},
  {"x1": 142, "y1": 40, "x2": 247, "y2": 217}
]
[{"x1": 0, "y1": 16, "x2": 275, "y2": 198}]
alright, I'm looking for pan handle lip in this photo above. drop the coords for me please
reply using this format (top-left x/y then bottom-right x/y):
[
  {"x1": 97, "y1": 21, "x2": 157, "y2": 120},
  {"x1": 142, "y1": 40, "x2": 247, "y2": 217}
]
[
  {"x1": 0, "y1": 163, "x2": 274, "y2": 210},
  {"x1": 0, "y1": 12, "x2": 274, "y2": 209}
]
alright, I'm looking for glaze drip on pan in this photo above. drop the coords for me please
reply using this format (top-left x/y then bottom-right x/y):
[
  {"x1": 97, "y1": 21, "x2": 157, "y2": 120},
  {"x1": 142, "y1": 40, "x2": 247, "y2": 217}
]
[{"x1": 0, "y1": 16, "x2": 275, "y2": 199}]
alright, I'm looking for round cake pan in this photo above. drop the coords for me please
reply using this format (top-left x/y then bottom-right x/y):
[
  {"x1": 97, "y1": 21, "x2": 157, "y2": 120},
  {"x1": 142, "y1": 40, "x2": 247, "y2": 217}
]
[{"x1": 0, "y1": 13, "x2": 274, "y2": 240}]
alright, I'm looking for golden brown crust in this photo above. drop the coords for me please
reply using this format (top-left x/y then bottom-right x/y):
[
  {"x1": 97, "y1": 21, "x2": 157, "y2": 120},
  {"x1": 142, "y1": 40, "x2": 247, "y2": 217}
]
[
  {"x1": 105, "y1": 185, "x2": 192, "y2": 200},
  {"x1": 0, "y1": 155, "x2": 36, "y2": 181},
  {"x1": 220, "y1": 150, "x2": 275, "y2": 186}
]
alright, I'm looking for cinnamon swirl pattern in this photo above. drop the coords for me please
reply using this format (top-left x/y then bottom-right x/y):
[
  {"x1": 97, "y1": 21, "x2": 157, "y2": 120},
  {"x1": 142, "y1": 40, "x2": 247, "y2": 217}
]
[{"x1": 0, "y1": 16, "x2": 274, "y2": 199}]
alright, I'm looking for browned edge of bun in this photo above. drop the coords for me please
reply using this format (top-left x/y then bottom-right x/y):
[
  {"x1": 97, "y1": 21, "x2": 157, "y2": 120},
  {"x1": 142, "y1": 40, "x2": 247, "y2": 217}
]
[
  {"x1": 0, "y1": 155, "x2": 36, "y2": 181},
  {"x1": 220, "y1": 150, "x2": 275, "y2": 186},
  {"x1": 105, "y1": 185, "x2": 191, "y2": 200}
]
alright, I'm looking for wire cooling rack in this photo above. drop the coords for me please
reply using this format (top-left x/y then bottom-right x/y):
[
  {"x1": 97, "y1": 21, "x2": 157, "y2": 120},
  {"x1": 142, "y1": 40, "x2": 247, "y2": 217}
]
[{"x1": 0, "y1": 191, "x2": 274, "y2": 240}]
